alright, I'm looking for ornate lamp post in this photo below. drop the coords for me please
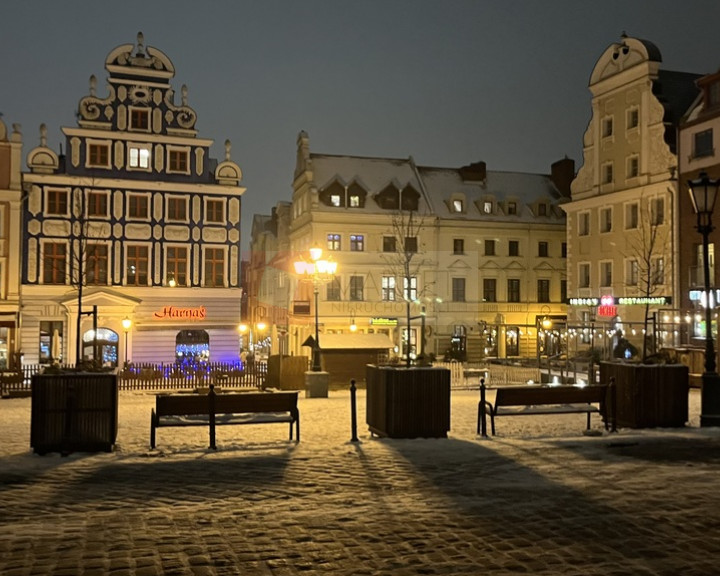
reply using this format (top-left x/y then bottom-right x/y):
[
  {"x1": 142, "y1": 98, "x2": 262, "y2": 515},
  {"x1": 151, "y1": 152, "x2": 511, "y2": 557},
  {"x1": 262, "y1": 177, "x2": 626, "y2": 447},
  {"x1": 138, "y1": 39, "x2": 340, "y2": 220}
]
[
  {"x1": 688, "y1": 171, "x2": 720, "y2": 427},
  {"x1": 121, "y1": 317, "x2": 132, "y2": 368},
  {"x1": 294, "y1": 247, "x2": 337, "y2": 372}
]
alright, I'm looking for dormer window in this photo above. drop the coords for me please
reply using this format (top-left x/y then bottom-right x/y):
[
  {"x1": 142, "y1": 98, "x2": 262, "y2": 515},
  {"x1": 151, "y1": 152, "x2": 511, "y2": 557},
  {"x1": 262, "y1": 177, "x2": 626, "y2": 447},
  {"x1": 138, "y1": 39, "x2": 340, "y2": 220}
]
[
  {"x1": 331, "y1": 194, "x2": 341, "y2": 207},
  {"x1": 538, "y1": 203, "x2": 547, "y2": 216},
  {"x1": 350, "y1": 195, "x2": 360, "y2": 207},
  {"x1": 507, "y1": 201, "x2": 517, "y2": 215},
  {"x1": 129, "y1": 107, "x2": 150, "y2": 132},
  {"x1": 452, "y1": 199, "x2": 464, "y2": 213}
]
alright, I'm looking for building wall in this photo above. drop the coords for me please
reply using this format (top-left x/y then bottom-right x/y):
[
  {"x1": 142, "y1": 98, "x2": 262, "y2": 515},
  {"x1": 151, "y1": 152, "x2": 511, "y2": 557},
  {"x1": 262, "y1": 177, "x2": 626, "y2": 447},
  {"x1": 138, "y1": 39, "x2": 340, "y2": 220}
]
[{"x1": 20, "y1": 34, "x2": 244, "y2": 367}]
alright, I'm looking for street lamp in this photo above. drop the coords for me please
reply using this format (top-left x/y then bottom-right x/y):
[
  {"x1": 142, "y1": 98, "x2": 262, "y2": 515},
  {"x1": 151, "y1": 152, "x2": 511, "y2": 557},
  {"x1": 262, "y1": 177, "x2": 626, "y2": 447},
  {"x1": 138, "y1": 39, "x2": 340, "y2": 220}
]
[
  {"x1": 688, "y1": 171, "x2": 720, "y2": 426},
  {"x1": 121, "y1": 317, "x2": 132, "y2": 368},
  {"x1": 294, "y1": 247, "x2": 337, "y2": 371}
]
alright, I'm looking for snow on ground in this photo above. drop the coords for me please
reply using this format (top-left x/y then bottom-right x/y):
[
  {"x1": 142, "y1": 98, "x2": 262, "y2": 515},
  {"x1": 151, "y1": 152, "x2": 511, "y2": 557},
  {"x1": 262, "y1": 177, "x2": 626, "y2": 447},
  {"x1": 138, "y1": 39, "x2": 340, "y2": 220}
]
[{"x1": 0, "y1": 386, "x2": 706, "y2": 467}]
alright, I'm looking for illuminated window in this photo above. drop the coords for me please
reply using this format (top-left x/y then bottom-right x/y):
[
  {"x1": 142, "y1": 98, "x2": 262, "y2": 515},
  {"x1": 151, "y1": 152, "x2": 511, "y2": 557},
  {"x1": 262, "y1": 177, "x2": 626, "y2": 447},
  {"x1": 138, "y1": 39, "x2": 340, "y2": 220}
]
[
  {"x1": 349, "y1": 195, "x2": 360, "y2": 207},
  {"x1": 327, "y1": 234, "x2": 341, "y2": 251},
  {"x1": 452, "y1": 199, "x2": 463, "y2": 213},
  {"x1": 128, "y1": 145, "x2": 151, "y2": 170},
  {"x1": 350, "y1": 235, "x2": 364, "y2": 251},
  {"x1": 382, "y1": 276, "x2": 396, "y2": 301},
  {"x1": 483, "y1": 201, "x2": 492, "y2": 214},
  {"x1": 331, "y1": 195, "x2": 341, "y2": 207},
  {"x1": 403, "y1": 276, "x2": 417, "y2": 301}
]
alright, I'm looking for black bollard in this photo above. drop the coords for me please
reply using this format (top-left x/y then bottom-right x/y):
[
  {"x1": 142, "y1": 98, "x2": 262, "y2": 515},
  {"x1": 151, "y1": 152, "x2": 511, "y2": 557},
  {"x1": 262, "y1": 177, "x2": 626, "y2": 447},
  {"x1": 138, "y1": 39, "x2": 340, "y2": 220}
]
[{"x1": 350, "y1": 379, "x2": 359, "y2": 442}]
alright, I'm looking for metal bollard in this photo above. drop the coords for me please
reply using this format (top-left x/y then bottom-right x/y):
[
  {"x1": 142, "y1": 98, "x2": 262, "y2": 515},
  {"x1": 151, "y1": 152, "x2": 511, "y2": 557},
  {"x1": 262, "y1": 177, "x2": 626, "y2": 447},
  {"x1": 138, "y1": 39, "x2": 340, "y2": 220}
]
[{"x1": 350, "y1": 379, "x2": 359, "y2": 442}]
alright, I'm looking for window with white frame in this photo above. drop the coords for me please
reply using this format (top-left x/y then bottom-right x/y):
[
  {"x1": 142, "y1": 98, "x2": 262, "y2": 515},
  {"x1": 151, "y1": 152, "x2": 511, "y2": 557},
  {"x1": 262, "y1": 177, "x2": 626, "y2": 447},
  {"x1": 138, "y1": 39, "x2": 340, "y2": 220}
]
[
  {"x1": 205, "y1": 198, "x2": 225, "y2": 224},
  {"x1": 127, "y1": 193, "x2": 150, "y2": 220},
  {"x1": 86, "y1": 190, "x2": 110, "y2": 218},
  {"x1": 482, "y1": 201, "x2": 492, "y2": 214},
  {"x1": 350, "y1": 234, "x2": 364, "y2": 251},
  {"x1": 327, "y1": 234, "x2": 341, "y2": 251},
  {"x1": 452, "y1": 277, "x2": 466, "y2": 302},
  {"x1": 128, "y1": 144, "x2": 151, "y2": 170},
  {"x1": 579, "y1": 263, "x2": 590, "y2": 288},
  {"x1": 167, "y1": 147, "x2": 190, "y2": 174},
  {"x1": 600, "y1": 261, "x2": 613, "y2": 287},
  {"x1": 382, "y1": 276, "x2": 396, "y2": 301},
  {"x1": 452, "y1": 199, "x2": 464, "y2": 213},
  {"x1": 627, "y1": 156, "x2": 639, "y2": 179},
  {"x1": 579, "y1": 212, "x2": 590, "y2": 236},
  {"x1": 650, "y1": 197, "x2": 665, "y2": 225},
  {"x1": 46, "y1": 188, "x2": 69, "y2": 216},
  {"x1": 403, "y1": 276, "x2": 417, "y2": 301},
  {"x1": 129, "y1": 107, "x2": 150, "y2": 132},
  {"x1": 204, "y1": 247, "x2": 226, "y2": 287},
  {"x1": 651, "y1": 257, "x2": 665, "y2": 286},
  {"x1": 602, "y1": 116, "x2": 614, "y2": 138},
  {"x1": 625, "y1": 203, "x2": 638, "y2": 229},
  {"x1": 600, "y1": 207, "x2": 612, "y2": 233},
  {"x1": 627, "y1": 108, "x2": 639, "y2": 130},
  {"x1": 626, "y1": 259, "x2": 639, "y2": 286},
  {"x1": 350, "y1": 276, "x2": 364, "y2": 301},
  {"x1": 602, "y1": 162, "x2": 614, "y2": 184},
  {"x1": 126, "y1": 244, "x2": 149, "y2": 286},
  {"x1": 86, "y1": 140, "x2": 111, "y2": 168},
  {"x1": 166, "y1": 196, "x2": 188, "y2": 222}
]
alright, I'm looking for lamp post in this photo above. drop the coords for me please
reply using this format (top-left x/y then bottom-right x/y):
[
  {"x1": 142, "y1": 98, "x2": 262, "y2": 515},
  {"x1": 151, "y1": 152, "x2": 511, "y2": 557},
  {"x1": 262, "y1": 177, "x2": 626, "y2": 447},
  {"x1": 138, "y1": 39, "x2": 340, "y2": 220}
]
[
  {"x1": 294, "y1": 247, "x2": 337, "y2": 372},
  {"x1": 688, "y1": 171, "x2": 720, "y2": 427},
  {"x1": 121, "y1": 317, "x2": 132, "y2": 368}
]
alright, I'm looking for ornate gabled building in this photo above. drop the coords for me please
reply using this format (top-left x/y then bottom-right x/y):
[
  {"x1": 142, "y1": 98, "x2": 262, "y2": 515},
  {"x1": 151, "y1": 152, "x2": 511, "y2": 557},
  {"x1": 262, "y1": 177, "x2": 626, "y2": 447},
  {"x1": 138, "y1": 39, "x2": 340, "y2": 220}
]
[
  {"x1": 564, "y1": 35, "x2": 701, "y2": 354},
  {"x1": 21, "y1": 33, "x2": 244, "y2": 367},
  {"x1": 0, "y1": 119, "x2": 23, "y2": 369},
  {"x1": 248, "y1": 131, "x2": 570, "y2": 368}
]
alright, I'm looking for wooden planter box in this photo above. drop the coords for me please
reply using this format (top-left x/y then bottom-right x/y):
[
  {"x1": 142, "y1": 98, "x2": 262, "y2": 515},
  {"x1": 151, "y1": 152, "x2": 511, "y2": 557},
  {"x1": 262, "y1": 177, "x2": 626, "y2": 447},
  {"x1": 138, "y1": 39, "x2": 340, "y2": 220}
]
[
  {"x1": 366, "y1": 365, "x2": 450, "y2": 438},
  {"x1": 599, "y1": 362, "x2": 689, "y2": 428},
  {"x1": 31, "y1": 372, "x2": 118, "y2": 454}
]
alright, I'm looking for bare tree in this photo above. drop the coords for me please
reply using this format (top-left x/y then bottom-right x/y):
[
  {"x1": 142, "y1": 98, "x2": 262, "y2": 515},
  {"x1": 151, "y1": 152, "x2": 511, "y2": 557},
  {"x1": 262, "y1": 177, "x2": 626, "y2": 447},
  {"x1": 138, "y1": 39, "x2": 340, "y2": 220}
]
[
  {"x1": 381, "y1": 208, "x2": 433, "y2": 366},
  {"x1": 625, "y1": 193, "x2": 670, "y2": 362}
]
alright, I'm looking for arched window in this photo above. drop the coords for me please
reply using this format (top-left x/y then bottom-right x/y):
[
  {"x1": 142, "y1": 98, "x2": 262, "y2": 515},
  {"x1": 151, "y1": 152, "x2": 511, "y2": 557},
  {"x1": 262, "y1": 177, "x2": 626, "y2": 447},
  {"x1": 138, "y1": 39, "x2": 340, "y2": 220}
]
[
  {"x1": 176, "y1": 329, "x2": 210, "y2": 365},
  {"x1": 82, "y1": 327, "x2": 119, "y2": 367}
]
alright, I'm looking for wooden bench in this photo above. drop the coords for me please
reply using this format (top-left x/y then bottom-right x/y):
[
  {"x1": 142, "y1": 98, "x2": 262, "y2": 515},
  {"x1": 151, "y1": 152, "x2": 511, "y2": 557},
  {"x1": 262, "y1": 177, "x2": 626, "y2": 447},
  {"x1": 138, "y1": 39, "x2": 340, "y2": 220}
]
[
  {"x1": 151, "y1": 385, "x2": 300, "y2": 449},
  {"x1": 477, "y1": 377, "x2": 616, "y2": 437}
]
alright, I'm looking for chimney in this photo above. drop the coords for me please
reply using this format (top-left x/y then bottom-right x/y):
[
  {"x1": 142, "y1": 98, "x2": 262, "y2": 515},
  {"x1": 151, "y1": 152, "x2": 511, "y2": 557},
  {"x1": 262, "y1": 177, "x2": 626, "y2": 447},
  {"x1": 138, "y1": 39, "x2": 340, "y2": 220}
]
[
  {"x1": 459, "y1": 161, "x2": 487, "y2": 182},
  {"x1": 550, "y1": 157, "x2": 575, "y2": 197}
]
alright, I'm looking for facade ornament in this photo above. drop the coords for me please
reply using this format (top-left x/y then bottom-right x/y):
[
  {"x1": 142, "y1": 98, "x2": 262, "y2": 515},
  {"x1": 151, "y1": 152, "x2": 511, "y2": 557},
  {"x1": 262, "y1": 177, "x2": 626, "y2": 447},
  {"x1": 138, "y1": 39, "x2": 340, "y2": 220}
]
[
  {"x1": 225, "y1": 139, "x2": 231, "y2": 161},
  {"x1": 89, "y1": 75, "x2": 97, "y2": 97},
  {"x1": 181, "y1": 84, "x2": 188, "y2": 106},
  {"x1": 136, "y1": 32, "x2": 146, "y2": 57},
  {"x1": 39, "y1": 123, "x2": 47, "y2": 147}
]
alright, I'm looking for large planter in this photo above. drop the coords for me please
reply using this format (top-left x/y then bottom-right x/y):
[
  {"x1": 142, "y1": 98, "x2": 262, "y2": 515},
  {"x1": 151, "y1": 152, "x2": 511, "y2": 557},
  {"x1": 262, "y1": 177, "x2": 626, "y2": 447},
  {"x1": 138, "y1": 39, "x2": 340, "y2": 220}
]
[
  {"x1": 366, "y1": 365, "x2": 450, "y2": 438},
  {"x1": 599, "y1": 362, "x2": 689, "y2": 428},
  {"x1": 31, "y1": 372, "x2": 118, "y2": 454}
]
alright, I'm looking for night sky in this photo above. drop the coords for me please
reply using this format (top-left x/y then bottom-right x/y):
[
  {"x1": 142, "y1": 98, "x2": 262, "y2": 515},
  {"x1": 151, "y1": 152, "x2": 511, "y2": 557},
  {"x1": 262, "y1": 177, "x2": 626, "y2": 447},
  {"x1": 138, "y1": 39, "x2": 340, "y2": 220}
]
[{"x1": 2, "y1": 1, "x2": 720, "y2": 253}]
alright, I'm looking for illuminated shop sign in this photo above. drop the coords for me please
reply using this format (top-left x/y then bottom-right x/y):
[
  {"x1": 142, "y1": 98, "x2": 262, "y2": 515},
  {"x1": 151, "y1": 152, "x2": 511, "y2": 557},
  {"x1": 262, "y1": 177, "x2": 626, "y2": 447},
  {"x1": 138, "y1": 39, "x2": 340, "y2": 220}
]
[
  {"x1": 689, "y1": 290, "x2": 720, "y2": 302},
  {"x1": 568, "y1": 296, "x2": 672, "y2": 306},
  {"x1": 370, "y1": 317, "x2": 398, "y2": 326},
  {"x1": 153, "y1": 306, "x2": 207, "y2": 320}
]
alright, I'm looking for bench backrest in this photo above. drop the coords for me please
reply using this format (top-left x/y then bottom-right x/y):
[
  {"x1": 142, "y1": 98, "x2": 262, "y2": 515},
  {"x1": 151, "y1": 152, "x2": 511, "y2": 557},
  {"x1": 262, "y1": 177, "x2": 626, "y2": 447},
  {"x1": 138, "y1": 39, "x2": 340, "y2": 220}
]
[
  {"x1": 494, "y1": 385, "x2": 607, "y2": 407},
  {"x1": 156, "y1": 391, "x2": 298, "y2": 417}
]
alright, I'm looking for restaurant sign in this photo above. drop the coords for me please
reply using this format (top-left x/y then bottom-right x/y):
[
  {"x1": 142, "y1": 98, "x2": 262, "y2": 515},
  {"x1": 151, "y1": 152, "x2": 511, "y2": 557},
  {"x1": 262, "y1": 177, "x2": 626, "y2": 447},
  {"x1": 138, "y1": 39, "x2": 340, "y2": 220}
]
[{"x1": 153, "y1": 306, "x2": 207, "y2": 320}]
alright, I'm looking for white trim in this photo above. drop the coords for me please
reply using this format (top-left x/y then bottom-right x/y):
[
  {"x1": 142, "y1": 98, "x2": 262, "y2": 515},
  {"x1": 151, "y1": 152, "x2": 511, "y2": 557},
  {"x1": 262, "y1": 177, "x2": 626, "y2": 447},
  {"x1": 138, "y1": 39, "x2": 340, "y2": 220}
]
[
  {"x1": 44, "y1": 187, "x2": 71, "y2": 218},
  {"x1": 166, "y1": 195, "x2": 189, "y2": 224},
  {"x1": 166, "y1": 145, "x2": 191, "y2": 175},
  {"x1": 85, "y1": 139, "x2": 112, "y2": 169},
  {"x1": 128, "y1": 106, "x2": 151, "y2": 133},
  {"x1": 127, "y1": 143, "x2": 152, "y2": 172},
  {"x1": 85, "y1": 188, "x2": 111, "y2": 220},
  {"x1": 126, "y1": 191, "x2": 152, "y2": 222},
  {"x1": 39, "y1": 239, "x2": 70, "y2": 285},
  {"x1": 63, "y1": 127, "x2": 212, "y2": 147},
  {"x1": 203, "y1": 197, "x2": 226, "y2": 225}
]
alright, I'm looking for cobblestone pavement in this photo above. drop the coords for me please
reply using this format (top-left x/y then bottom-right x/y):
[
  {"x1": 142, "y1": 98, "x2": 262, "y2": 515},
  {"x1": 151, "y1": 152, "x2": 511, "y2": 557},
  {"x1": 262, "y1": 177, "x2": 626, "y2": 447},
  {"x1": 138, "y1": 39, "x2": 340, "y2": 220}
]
[{"x1": 1, "y1": 390, "x2": 720, "y2": 575}]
